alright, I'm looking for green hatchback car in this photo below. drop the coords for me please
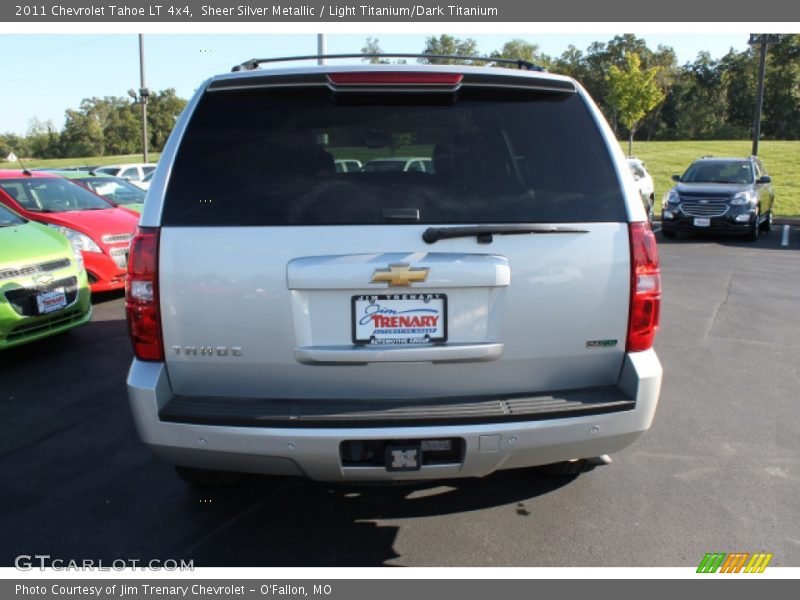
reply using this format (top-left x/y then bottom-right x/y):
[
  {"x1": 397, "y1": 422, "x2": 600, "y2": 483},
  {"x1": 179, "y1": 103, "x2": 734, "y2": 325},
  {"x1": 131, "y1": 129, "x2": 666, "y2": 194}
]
[{"x1": 0, "y1": 203, "x2": 92, "y2": 350}]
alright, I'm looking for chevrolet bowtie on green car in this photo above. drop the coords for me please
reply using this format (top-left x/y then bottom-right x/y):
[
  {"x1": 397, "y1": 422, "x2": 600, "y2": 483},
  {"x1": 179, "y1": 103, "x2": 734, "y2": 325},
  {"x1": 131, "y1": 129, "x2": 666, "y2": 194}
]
[{"x1": 0, "y1": 203, "x2": 91, "y2": 350}]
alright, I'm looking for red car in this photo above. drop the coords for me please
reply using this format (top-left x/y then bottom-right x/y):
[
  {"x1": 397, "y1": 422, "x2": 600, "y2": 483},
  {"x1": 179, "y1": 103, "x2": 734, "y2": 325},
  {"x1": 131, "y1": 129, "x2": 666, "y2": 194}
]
[{"x1": 0, "y1": 170, "x2": 139, "y2": 292}]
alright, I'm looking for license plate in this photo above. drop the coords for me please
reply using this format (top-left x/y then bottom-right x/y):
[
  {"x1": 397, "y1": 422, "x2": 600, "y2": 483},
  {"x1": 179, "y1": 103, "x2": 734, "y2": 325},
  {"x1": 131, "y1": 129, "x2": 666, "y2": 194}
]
[
  {"x1": 694, "y1": 217, "x2": 711, "y2": 227},
  {"x1": 36, "y1": 287, "x2": 67, "y2": 314},
  {"x1": 385, "y1": 444, "x2": 421, "y2": 472},
  {"x1": 352, "y1": 294, "x2": 447, "y2": 345}
]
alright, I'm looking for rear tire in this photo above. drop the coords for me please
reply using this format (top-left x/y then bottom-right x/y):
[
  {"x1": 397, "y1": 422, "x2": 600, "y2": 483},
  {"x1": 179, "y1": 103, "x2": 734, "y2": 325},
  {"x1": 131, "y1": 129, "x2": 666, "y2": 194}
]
[{"x1": 174, "y1": 466, "x2": 244, "y2": 487}]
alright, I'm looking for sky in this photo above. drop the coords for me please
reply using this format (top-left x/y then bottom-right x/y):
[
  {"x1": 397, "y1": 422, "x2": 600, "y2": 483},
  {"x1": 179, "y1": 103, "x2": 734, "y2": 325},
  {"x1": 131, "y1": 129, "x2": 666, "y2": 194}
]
[{"x1": 0, "y1": 33, "x2": 752, "y2": 136}]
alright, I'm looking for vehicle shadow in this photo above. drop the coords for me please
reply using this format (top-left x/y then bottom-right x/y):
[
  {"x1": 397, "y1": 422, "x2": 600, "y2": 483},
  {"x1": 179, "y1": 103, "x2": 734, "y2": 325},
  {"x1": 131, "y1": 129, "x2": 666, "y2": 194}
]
[
  {"x1": 91, "y1": 289, "x2": 126, "y2": 304},
  {"x1": 175, "y1": 468, "x2": 580, "y2": 566},
  {"x1": 0, "y1": 311, "x2": 582, "y2": 568},
  {"x1": 0, "y1": 317, "x2": 128, "y2": 371}
]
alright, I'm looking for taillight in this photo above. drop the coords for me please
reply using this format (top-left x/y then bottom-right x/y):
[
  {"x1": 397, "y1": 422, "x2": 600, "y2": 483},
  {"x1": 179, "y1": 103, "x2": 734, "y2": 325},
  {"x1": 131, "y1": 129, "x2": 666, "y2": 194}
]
[
  {"x1": 125, "y1": 226, "x2": 163, "y2": 361},
  {"x1": 627, "y1": 222, "x2": 661, "y2": 352},
  {"x1": 327, "y1": 72, "x2": 463, "y2": 86}
]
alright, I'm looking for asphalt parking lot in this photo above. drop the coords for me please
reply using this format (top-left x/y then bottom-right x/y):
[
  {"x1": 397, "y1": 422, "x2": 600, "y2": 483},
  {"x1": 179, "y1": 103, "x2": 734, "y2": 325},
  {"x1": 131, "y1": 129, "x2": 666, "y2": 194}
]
[{"x1": 1, "y1": 226, "x2": 799, "y2": 567}]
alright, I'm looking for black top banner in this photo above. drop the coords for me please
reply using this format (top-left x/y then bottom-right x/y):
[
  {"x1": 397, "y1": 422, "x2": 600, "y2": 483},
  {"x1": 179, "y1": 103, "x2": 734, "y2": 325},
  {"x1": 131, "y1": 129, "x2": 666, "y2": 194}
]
[{"x1": 3, "y1": 0, "x2": 800, "y2": 22}]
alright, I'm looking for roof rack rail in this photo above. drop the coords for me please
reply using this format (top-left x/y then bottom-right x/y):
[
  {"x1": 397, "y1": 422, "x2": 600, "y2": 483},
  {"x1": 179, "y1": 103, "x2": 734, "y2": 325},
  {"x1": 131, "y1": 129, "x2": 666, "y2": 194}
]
[{"x1": 232, "y1": 53, "x2": 546, "y2": 73}]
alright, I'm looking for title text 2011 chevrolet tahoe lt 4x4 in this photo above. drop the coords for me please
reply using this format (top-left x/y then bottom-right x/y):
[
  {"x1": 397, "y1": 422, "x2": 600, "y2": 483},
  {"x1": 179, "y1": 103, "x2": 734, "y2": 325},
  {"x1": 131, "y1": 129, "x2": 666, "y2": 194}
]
[{"x1": 126, "y1": 59, "x2": 662, "y2": 486}]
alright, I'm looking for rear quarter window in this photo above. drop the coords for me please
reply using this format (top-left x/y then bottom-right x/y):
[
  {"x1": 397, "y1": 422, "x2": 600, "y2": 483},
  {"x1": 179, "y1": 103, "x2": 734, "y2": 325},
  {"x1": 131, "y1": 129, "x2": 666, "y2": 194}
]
[{"x1": 162, "y1": 83, "x2": 626, "y2": 226}]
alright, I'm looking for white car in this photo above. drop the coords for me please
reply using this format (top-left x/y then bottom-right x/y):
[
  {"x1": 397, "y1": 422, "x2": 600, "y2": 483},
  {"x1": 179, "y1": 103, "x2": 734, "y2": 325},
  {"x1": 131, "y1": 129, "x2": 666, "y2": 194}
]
[
  {"x1": 334, "y1": 159, "x2": 362, "y2": 173},
  {"x1": 627, "y1": 158, "x2": 655, "y2": 221},
  {"x1": 94, "y1": 163, "x2": 156, "y2": 190},
  {"x1": 138, "y1": 170, "x2": 155, "y2": 191},
  {"x1": 361, "y1": 157, "x2": 433, "y2": 173}
]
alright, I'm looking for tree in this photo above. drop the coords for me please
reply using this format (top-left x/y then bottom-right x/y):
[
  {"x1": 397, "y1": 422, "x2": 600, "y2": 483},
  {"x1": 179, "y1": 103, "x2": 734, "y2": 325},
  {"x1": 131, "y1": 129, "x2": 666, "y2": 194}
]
[
  {"x1": 0, "y1": 132, "x2": 28, "y2": 159},
  {"x1": 56, "y1": 89, "x2": 187, "y2": 158},
  {"x1": 556, "y1": 35, "x2": 668, "y2": 135},
  {"x1": 763, "y1": 34, "x2": 800, "y2": 139},
  {"x1": 26, "y1": 118, "x2": 61, "y2": 158},
  {"x1": 490, "y1": 39, "x2": 551, "y2": 70},
  {"x1": 360, "y1": 37, "x2": 406, "y2": 64},
  {"x1": 103, "y1": 99, "x2": 139, "y2": 155},
  {"x1": 670, "y1": 52, "x2": 732, "y2": 140},
  {"x1": 361, "y1": 37, "x2": 389, "y2": 64},
  {"x1": 607, "y1": 53, "x2": 665, "y2": 155},
  {"x1": 146, "y1": 89, "x2": 187, "y2": 152},
  {"x1": 61, "y1": 108, "x2": 104, "y2": 157},
  {"x1": 420, "y1": 35, "x2": 479, "y2": 64},
  {"x1": 638, "y1": 45, "x2": 679, "y2": 140}
]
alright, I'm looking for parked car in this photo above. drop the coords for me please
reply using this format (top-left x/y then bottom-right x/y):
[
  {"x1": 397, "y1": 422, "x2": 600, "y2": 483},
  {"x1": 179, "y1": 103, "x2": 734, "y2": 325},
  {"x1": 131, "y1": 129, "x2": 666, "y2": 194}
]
[
  {"x1": 627, "y1": 157, "x2": 654, "y2": 221},
  {"x1": 32, "y1": 166, "x2": 100, "y2": 173},
  {"x1": 138, "y1": 170, "x2": 154, "y2": 191},
  {"x1": 661, "y1": 156, "x2": 774, "y2": 241},
  {"x1": 334, "y1": 159, "x2": 363, "y2": 173},
  {"x1": 93, "y1": 163, "x2": 156, "y2": 189},
  {"x1": 126, "y1": 60, "x2": 662, "y2": 487},
  {"x1": 0, "y1": 171, "x2": 139, "y2": 292},
  {"x1": 361, "y1": 157, "x2": 434, "y2": 173},
  {"x1": 0, "y1": 202, "x2": 91, "y2": 350},
  {"x1": 55, "y1": 171, "x2": 146, "y2": 214}
]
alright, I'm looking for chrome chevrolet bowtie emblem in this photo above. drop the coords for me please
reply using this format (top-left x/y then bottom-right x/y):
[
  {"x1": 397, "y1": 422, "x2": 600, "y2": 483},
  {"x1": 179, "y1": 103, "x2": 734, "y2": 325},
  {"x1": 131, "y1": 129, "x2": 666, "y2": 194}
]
[
  {"x1": 371, "y1": 263, "x2": 429, "y2": 287},
  {"x1": 33, "y1": 272, "x2": 55, "y2": 286}
]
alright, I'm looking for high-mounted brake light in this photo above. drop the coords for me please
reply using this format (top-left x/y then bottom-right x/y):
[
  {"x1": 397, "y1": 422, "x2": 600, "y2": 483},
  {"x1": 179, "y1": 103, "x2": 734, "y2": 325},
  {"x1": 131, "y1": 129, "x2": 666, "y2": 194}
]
[
  {"x1": 327, "y1": 72, "x2": 463, "y2": 86},
  {"x1": 626, "y1": 222, "x2": 661, "y2": 352},
  {"x1": 125, "y1": 226, "x2": 163, "y2": 361}
]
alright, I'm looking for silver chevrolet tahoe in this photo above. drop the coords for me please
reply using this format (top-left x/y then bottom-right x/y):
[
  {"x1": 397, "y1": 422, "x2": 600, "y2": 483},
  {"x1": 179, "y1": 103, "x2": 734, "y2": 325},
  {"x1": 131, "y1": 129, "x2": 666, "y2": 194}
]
[{"x1": 125, "y1": 57, "x2": 662, "y2": 486}]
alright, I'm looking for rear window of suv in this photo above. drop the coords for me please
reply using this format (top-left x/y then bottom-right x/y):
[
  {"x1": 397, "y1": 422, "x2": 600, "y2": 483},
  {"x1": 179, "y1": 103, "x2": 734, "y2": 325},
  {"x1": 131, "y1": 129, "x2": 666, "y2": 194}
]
[{"x1": 162, "y1": 84, "x2": 625, "y2": 226}]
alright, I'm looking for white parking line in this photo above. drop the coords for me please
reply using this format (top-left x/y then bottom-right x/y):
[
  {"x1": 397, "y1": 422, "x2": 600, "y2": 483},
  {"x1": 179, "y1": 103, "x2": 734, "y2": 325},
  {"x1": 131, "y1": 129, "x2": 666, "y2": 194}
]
[{"x1": 782, "y1": 225, "x2": 790, "y2": 247}]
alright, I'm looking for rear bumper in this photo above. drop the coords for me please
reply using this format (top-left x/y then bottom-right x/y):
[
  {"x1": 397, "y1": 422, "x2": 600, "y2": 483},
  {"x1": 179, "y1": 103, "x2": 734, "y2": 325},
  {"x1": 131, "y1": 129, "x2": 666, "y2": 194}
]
[{"x1": 127, "y1": 349, "x2": 662, "y2": 481}]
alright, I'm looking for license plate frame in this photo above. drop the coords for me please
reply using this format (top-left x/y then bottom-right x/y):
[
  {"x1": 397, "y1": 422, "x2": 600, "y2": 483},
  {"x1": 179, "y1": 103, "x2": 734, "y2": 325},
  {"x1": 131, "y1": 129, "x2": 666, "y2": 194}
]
[
  {"x1": 36, "y1": 287, "x2": 67, "y2": 315},
  {"x1": 352, "y1": 293, "x2": 447, "y2": 345},
  {"x1": 693, "y1": 217, "x2": 711, "y2": 227}
]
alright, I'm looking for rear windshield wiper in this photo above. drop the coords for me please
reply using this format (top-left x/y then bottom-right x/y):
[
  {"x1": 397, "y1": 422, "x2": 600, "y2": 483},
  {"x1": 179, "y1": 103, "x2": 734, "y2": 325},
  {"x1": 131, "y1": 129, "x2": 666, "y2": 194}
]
[{"x1": 423, "y1": 224, "x2": 589, "y2": 244}]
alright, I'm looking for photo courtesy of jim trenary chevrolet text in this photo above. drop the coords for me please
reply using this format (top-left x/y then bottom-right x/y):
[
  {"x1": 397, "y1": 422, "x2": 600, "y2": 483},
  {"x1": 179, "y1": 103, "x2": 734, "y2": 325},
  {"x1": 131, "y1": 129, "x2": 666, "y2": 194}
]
[{"x1": 0, "y1": 0, "x2": 799, "y2": 595}]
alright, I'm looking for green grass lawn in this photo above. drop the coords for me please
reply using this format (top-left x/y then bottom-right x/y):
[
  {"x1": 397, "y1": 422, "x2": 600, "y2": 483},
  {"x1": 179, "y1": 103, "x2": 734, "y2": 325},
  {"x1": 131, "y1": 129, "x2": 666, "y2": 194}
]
[
  {"x1": 0, "y1": 153, "x2": 160, "y2": 170},
  {"x1": 624, "y1": 140, "x2": 800, "y2": 218},
  {"x1": 4, "y1": 140, "x2": 798, "y2": 217}
]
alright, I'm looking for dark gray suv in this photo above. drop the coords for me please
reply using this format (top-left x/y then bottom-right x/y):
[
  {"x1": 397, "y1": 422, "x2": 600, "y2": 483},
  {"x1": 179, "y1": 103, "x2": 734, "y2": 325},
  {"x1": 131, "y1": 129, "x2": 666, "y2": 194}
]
[{"x1": 661, "y1": 156, "x2": 775, "y2": 241}]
